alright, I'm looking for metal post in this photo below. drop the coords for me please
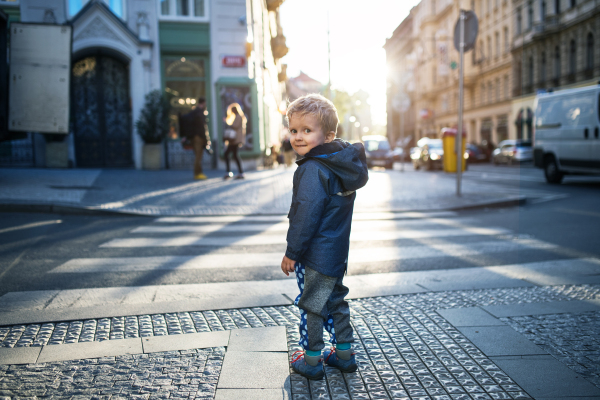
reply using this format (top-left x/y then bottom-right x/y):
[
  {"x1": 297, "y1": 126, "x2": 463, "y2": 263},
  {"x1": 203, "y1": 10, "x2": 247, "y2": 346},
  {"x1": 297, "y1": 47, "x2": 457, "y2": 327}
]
[
  {"x1": 400, "y1": 110, "x2": 405, "y2": 172},
  {"x1": 456, "y1": 10, "x2": 465, "y2": 197}
]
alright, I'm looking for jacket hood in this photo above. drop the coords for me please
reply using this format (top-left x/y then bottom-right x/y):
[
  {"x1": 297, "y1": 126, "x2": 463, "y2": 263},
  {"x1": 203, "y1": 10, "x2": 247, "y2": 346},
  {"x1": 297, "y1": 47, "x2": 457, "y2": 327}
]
[{"x1": 297, "y1": 138, "x2": 369, "y2": 191}]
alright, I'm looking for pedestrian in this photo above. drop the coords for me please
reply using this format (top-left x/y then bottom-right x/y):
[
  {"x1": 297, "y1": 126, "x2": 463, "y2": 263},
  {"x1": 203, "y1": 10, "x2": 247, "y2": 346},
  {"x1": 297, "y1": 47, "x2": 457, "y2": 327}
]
[
  {"x1": 180, "y1": 97, "x2": 211, "y2": 180},
  {"x1": 280, "y1": 94, "x2": 369, "y2": 380},
  {"x1": 281, "y1": 133, "x2": 295, "y2": 167},
  {"x1": 222, "y1": 103, "x2": 246, "y2": 180}
]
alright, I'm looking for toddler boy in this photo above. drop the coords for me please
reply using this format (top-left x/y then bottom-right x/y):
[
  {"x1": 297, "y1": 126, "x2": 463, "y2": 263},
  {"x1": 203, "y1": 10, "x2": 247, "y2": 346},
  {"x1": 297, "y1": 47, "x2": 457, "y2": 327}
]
[{"x1": 281, "y1": 94, "x2": 368, "y2": 380}]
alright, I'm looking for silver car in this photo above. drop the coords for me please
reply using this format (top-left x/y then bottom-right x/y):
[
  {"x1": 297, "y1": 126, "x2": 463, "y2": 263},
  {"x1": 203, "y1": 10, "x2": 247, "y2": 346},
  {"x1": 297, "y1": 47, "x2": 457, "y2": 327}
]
[{"x1": 492, "y1": 140, "x2": 533, "y2": 165}]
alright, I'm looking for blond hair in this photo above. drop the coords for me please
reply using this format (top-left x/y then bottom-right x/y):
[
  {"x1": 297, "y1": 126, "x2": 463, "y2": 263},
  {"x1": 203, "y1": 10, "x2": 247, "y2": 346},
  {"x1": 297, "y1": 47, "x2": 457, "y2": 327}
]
[
  {"x1": 225, "y1": 103, "x2": 246, "y2": 126},
  {"x1": 286, "y1": 94, "x2": 338, "y2": 135}
]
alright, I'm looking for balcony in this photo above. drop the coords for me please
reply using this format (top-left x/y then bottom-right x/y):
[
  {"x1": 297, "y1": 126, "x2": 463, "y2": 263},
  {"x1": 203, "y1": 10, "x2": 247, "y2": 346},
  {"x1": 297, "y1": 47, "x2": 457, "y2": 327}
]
[
  {"x1": 266, "y1": 0, "x2": 285, "y2": 11},
  {"x1": 532, "y1": 16, "x2": 559, "y2": 36},
  {"x1": 271, "y1": 35, "x2": 288, "y2": 60}
]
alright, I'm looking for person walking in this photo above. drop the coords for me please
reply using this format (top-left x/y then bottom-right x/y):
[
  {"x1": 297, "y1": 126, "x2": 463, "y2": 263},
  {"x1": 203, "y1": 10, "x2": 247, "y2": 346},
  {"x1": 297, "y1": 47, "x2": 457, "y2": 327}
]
[
  {"x1": 181, "y1": 97, "x2": 211, "y2": 180},
  {"x1": 222, "y1": 103, "x2": 246, "y2": 180}
]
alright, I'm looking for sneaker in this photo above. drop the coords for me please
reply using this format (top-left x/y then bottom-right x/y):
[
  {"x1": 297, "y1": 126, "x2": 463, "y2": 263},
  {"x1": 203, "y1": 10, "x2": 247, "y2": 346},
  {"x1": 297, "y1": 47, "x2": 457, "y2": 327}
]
[
  {"x1": 323, "y1": 347, "x2": 358, "y2": 373},
  {"x1": 234, "y1": 173, "x2": 245, "y2": 180},
  {"x1": 223, "y1": 172, "x2": 233, "y2": 180},
  {"x1": 291, "y1": 351, "x2": 324, "y2": 380},
  {"x1": 194, "y1": 173, "x2": 207, "y2": 180}
]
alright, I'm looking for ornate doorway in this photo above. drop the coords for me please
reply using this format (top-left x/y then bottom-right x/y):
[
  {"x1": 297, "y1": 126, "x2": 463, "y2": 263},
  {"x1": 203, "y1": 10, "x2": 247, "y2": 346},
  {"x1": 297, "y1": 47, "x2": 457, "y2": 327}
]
[{"x1": 71, "y1": 55, "x2": 132, "y2": 167}]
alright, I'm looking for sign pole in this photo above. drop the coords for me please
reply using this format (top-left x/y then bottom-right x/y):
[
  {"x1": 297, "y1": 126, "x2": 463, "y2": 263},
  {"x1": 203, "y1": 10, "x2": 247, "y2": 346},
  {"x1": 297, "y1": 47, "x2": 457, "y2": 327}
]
[
  {"x1": 456, "y1": 10, "x2": 465, "y2": 197},
  {"x1": 400, "y1": 109, "x2": 405, "y2": 172}
]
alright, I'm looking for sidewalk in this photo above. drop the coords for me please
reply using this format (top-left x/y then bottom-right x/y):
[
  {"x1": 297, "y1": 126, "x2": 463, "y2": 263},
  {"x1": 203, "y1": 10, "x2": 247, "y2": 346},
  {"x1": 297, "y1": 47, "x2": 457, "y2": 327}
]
[
  {"x1": 1, "y1": 260, "x2": 600, "y2": 399},
  {"x1": 0, "y1": 165, "x2": 526, "y2": 216}
]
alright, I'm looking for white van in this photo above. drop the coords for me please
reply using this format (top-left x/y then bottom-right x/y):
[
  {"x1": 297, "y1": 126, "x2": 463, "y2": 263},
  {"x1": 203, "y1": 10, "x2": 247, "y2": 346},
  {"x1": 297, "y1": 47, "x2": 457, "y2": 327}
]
[{"x1": 533, "y1": 85, "x2": 600, "y2": 183}]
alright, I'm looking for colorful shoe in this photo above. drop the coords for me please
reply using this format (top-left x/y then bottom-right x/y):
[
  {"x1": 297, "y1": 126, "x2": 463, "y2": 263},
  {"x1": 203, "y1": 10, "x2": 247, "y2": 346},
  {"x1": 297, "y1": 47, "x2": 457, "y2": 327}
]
[
  {"x1": 323, "y1": 347, "x2": 358, "y2": 373},
  {"x1": 223, "y1": 172, "x2": 233, "y2": 180},
  {"x1": 291, "y1": 351, "x2": 324, "y2": 380},
  {"x1": 194, "y1": 173, "x2": 208, "y2": 180}
]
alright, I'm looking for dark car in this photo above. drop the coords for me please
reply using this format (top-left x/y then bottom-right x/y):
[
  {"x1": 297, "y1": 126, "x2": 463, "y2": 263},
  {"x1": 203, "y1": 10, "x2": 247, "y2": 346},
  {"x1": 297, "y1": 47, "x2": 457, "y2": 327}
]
[
  {"x1": 466, "y1": 143, "x2": 488, "y2": 163},
  {"x1": 362, "y1": 135, "x2": 394, "y2": 169},
  {"x1": 492, "y1": 140, "x2": 533, "y2": 165},
  {"x1": 413, "y1": 139, "x2": 443, "y2": 171}
]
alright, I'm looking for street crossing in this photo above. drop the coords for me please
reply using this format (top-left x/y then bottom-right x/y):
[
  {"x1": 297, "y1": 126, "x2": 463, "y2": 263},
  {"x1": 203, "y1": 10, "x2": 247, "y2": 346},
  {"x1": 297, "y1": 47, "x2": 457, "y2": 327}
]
[
  {"x1": 1, "y1": 209, "x2": 594, "y2": 323},
  {"x1": 56, "y1": 212, "x2": 560, "y2": 273}
]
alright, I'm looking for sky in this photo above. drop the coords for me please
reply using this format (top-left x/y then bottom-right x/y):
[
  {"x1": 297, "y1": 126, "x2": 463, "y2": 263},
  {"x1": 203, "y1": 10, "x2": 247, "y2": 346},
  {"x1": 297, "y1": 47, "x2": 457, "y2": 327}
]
[{"x1": 279, "y1": 0, "x2": 421, "y2": 126}]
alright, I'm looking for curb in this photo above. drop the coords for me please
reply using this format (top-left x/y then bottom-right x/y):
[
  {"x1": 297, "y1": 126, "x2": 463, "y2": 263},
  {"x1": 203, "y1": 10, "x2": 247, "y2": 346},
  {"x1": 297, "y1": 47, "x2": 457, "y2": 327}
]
[{"x1": 0, "y1": 196, "x2": 527, "y2": 217}]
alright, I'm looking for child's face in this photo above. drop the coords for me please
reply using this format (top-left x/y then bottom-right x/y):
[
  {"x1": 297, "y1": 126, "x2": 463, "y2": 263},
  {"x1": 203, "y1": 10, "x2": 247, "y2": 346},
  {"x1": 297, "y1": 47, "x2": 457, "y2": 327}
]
[{"x1": 288, "y1": 114, "x2": 335, "y2": 156}]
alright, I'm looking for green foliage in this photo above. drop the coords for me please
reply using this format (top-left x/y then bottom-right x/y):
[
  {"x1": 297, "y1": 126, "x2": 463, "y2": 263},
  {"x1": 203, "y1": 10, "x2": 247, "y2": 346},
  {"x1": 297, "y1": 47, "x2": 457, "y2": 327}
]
[{"x1": 135, "y1": 90, "x2": 171, "y2": 144}]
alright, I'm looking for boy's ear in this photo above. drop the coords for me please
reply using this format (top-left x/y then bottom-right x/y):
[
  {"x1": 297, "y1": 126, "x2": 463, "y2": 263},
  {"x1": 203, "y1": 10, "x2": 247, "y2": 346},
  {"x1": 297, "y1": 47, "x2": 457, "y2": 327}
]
[{"x1": 324, "y1": 131, "x2": 336, "y2": 143}]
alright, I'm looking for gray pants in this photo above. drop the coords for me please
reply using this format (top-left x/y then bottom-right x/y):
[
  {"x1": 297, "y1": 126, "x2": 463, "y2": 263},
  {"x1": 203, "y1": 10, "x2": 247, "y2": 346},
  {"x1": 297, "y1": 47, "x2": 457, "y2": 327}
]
[{"x1": 294, "y1": 263, "x2": 354, "y2": 351}]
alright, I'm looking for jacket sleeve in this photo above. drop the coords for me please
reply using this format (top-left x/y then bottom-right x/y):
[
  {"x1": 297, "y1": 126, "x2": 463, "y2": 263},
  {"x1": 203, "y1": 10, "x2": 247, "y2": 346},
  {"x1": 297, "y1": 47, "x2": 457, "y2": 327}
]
[{"x1": 285, "y1": 162, "x2": 329, "y2": 261}]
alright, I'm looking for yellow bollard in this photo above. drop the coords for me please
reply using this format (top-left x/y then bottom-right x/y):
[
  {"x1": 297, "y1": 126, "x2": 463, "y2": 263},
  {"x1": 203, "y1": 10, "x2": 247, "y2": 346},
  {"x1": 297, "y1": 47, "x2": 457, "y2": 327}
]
[{"x1": 442, "y1": 128, "x2": 467, "y2": 173}]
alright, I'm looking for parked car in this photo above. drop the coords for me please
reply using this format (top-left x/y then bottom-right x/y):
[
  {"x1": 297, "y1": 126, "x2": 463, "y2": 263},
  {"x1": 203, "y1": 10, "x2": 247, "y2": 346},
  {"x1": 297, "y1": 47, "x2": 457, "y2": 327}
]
[
  {"x1": 492, "y1": 140, "x2": 533, "y2": 165},
  {"x1": 413, "y1": 139, "x2": 444, "y2": 171},
  {"x1": 534, "y1": 85, "x2": 600, "y2": 183},
  {"x1": 362, "y1": 135, "x2": 394, "y2": 169},
  {"x1": 466, "y1": 143, "x2": 488, "y2": 163}
]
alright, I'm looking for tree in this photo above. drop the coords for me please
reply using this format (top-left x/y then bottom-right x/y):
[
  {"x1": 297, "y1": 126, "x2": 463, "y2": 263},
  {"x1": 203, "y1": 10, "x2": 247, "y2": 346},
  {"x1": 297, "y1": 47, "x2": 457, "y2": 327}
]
[{"x1": 136, "y1": 90, "x2": 171, "y2": 144}]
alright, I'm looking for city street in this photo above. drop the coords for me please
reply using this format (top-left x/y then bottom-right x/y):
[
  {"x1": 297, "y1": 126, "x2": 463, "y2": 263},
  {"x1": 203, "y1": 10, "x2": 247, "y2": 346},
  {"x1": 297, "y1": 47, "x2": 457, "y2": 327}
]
[{"x1": 0, "y1": 164, "x2": 599, "y2": 399}]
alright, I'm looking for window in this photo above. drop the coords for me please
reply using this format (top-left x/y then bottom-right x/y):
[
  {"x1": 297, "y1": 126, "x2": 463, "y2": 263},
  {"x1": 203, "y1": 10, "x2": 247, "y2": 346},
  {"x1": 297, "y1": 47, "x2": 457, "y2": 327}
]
[
  {"x1": 504, "y1": 27, "x2": 509, "y2": 53},
  {"x1": 541, "y1": 1, "x2": 546, "y2": 21},
  {"x1": 569, "y1": 40, "x2": 576, "y2": 75},
  {"x1": 487, "y1": 36, "x2": 492, "y2": 61},
  {"x1": 555, "y1": 0, "x2": 560, "y2": 14},
  {"x1": 159, "y1": 0, "x2": 208, "y2": 20},
  {"x1": 527, "y1": 1, "x2": 533, "y2": 30},
  {"x1": 504, "y1": 75, "x2": 509, "y2": 99},
  {"x1": 587, "y1": 33, "x2": 594, "y2": 70},
  {"x1": 554, "y1": 45, "x2": 561, "y2": 79},
  {"x1": 68, "y1": 0, "x2": 124, "y2": 18},
  {"x1": 495, "y1": 32, "x2": 500, "y2": 58},
  {"x1": 570, "y1": 0, "x2": 576, "y2": 8},
  {"x1": 481, "y1": 83, "x2": 485, "y2": 104},
  {"x1": 516, "y1": 7, "x2": 522, "y2": 35},
  {"x1": 541, "y1": 51, "x2": 547, "y2": 83},
  {"x1": 528, "y1": 56, "x2": 534, "y2": 86},
  {"x1": 496, "y1": 78, "x2": 500, "y2": 102},
  {"x1": 488, "y1": 82, "x2": 493, "y2": 103}
]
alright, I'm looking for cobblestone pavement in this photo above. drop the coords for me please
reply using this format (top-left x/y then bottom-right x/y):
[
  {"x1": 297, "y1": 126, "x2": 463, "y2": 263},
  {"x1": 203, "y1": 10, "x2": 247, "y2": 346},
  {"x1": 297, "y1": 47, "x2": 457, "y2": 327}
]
[
  {"x1": 1, "y1": 284, "x2": 599, "y2": 399},
  {"x1": 502, "y1": 311, "x2": 600, "y2": 389},
  {"x1": 0, "y1": 347, "x2": 224, "y2": 399}
]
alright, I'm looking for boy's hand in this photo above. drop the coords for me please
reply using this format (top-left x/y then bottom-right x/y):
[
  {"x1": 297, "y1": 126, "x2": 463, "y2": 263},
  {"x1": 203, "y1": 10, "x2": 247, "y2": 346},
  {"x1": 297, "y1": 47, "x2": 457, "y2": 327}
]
[{"x1": 281, "y1": 255, "x2": 296, "y2": 276}]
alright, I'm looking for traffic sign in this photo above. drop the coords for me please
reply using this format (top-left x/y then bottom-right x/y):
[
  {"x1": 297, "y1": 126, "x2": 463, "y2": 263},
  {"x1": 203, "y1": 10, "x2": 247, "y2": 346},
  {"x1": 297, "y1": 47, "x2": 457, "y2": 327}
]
[{"x1": 453, "y1": 10, "x2": 478, "y2": 52}]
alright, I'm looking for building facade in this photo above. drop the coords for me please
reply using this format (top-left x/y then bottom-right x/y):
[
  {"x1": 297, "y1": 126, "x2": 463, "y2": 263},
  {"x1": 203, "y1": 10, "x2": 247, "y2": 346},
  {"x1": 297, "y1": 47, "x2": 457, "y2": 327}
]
[
  {"x1": 386, "y1": 0, "x2": 514, "y2": 148},
  {"x1": 0, "y1": 0, "x2": 287, "y2": 170},
  {"x1": 512, "y1": 0, "x2": 600, "y2": 141}
]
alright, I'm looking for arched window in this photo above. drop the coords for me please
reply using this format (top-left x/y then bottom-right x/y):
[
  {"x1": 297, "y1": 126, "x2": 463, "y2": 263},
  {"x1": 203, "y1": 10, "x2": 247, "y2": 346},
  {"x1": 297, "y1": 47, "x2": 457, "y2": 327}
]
[
  {"x1": 541, "y1": 51, "x2": 547, "y2": 83},
  {"x1": 587, "y1": 33, "x2": 594, "y2": 71},
  {"x1": 555, "y1": 0, "x2": 561, "y2": 14},
  {"x1": 569, "y1": 39, "x2": 577, "y2": 76},
  {"x1": 528, "y1": 56, "x2": 534, "y2": 88},
  {"x1": 541, "y1": 1, "x2": 546, "y2": 21},
  {"x1": 554, "y1": 45, "x2": 561, "y2": 80}
]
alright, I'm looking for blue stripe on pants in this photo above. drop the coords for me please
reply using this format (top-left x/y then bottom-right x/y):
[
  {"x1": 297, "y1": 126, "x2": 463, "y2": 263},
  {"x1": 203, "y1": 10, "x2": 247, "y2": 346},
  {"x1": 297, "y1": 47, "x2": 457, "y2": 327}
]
[{"x1": 294, "y1": 262, "x2": 336, "y2": 350}]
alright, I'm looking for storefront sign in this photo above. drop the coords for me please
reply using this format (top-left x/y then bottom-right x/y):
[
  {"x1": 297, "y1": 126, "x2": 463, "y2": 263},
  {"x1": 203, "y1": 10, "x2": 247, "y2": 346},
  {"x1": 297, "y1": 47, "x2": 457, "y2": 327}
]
[{"x1": 222, "y1": 56, "x2": 246, "y2": 68}]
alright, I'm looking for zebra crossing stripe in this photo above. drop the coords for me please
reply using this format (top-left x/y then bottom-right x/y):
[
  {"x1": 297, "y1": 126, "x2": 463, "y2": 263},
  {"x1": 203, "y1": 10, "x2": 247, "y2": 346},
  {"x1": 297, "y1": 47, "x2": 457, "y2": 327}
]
[
  {"x1": 100, "y1": 227, "x2": 512, "y2": 248},
  {"x1": 130, "y1": 217, "x2": 478, "y2": 234},
  {"x1": 52, "y1": 239, "x2": 557, "y2": 273},
  {"x1": 153, "y1": 211, "x2": 458, "y2": 224}
]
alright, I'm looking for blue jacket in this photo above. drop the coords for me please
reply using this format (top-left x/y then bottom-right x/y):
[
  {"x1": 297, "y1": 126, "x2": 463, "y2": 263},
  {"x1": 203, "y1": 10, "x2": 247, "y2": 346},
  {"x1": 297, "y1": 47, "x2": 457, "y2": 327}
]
[{"x1": 285, "y1": 139, "x2": 369, "y2": 277}]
